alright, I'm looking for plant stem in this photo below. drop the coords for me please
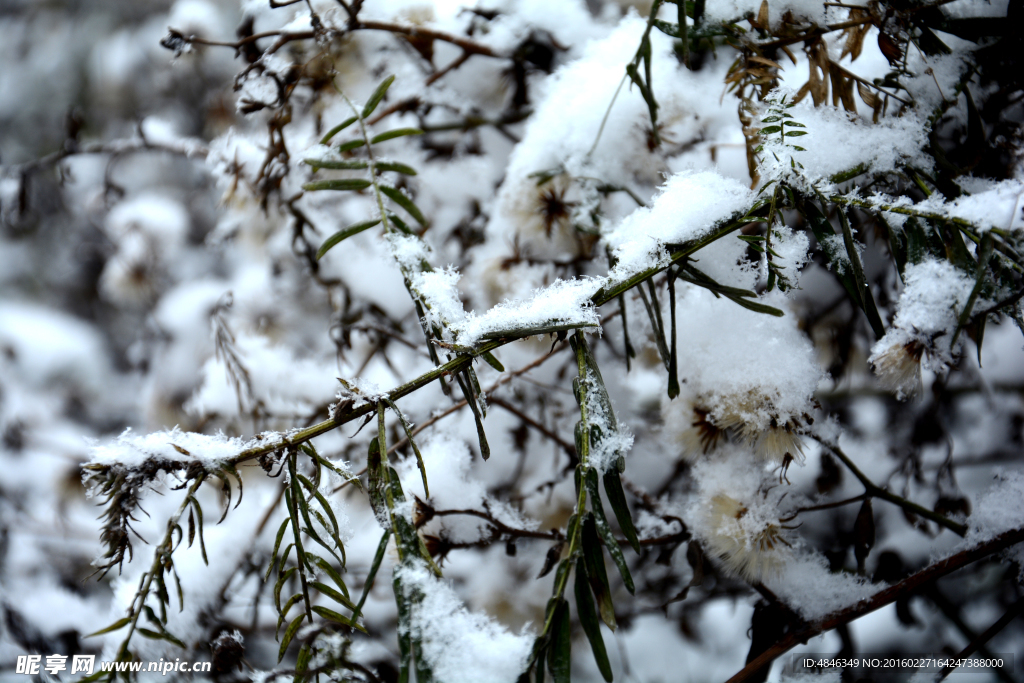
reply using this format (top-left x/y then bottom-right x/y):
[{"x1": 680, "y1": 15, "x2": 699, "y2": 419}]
[{"x1": 816, "y1": 438, "x2": 967, "y2": 536}]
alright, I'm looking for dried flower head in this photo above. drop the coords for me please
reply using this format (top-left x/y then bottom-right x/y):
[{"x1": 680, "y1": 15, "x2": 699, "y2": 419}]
[
  {"x1": 703, "y1": 493, "x2": 793, "y2": 583},
  {"x1": 666, "y1": 391, "x2": 808, "y2": 463},
  {"x1": 869, "y1": 339, "x2": 924, "y2": 400}
]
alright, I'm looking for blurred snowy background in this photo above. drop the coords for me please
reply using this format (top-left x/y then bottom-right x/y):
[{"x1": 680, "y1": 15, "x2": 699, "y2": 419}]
[{"x1": 1, "y1": 0, "x2": 1023, "y2": 681}]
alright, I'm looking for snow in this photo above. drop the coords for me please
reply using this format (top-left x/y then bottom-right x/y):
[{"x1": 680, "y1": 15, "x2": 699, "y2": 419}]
[
  {"x1": 4, "y1": 1, "x2": 1024, "y2": 680},
  {"x1": 394, "y1": 560, "x2": 533, "y2": 683},
  {"x1": 768, "y1": 553, "x2": 876, "y2": 621},
  {"x1": 87, "y1": 426, "x2": 249, "y2": 470},
  {"x1": 964, "y1": 471, "x2": 1024, "y2": 545},
  {"x1": 869, "y1": 258, "x2": 977, "y2": 396},
  {"x1": 606, "y1": 170, "x2": 756, "y2": 280},
  {"x1": 186, "y1": 332, "x2": 339, "y2": 419},
  {"x1": 757, "y1": 89, "x2": 930, "y2": 186}
]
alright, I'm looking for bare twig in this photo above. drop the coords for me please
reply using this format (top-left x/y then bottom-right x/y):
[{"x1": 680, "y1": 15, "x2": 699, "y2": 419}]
[{"x1": 727, "y1": 526, "x2": 1024, "y2": 683}]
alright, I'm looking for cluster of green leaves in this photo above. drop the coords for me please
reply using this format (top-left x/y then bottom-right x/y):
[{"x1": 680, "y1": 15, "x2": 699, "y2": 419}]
[
  {"x1": 308, "y1": 74, "x2": 500, "y2": 463},
  {"x1": 526, "y1": 332, "x2": 640, "y2": 683},
  {"x1": 265, "y1": 444, "x2": 364, "y2": 676},
  {"x1": 305, "y1": 75, "x2": 427, "y2": 261},
  {"x1": 754, "y1": 94, "x2": 807, "y2": 155}
]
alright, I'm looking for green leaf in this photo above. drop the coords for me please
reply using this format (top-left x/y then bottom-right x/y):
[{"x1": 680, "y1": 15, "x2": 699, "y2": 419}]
[
  {"x1": 603, "y1": 470, "x2": 639, "y2": 552},
  {"x1": 375, "y1": 161, "x2": 418, "y2": 175},
  {"x1": 584, "y1": 470, "x2": 634, "y2": 592},
  {"x1": 362, "y1": 74, "x2": 396, "y2": 119},
  {"x1": 296, "y1": 644, "x2": 313, "y2": 676},
  {"x1": 274, "y1": 567, "x2": 297, "y2": 612},
  {"x1": 581, "y1": 514, "x2": 617, "y2": 630},
  {"x1": 575, "y1": 559, "x2": 613, "y2": 682},
  {"x1": 371, "y1": 128, "x2": 424, "y2": 144},
  {"x1": 320, "y1": 116, "x2": 358, "y2": 144},
  {"x1": 316, "y1": 218, "x2": 381, "y2": 260},
  {"x1": 303, "y1": 158, "x2": 368, "y2": 170},
  {"x1": 189, "y1": 497, "x2": 208, "y2": 565},
  {"x1": 385, "y1": 397, "x2": 429, "y2": 498},
  {"x1": 481, "y1": 350, "x2": 505, "y2": 372},
  {"x1": 311, "y1": 581, "x2": 358, "y2": 612},
  {"x1": 355, "y1": 530, "x2": 390, "y2": 620},
  {"x1": 760, "y1": 115, "x2": 781, "y2": 123},
  {"x1": 785, "y1": 130, "x2": 808, "y2": 137},
  {"x1": 335, "y1": 139, "x2": 368, "y2": 153},
  {"x1": 312, "y1": 556, "x2": 351, "y2": 601},
  {"x1": 380, "y1": 185, "x2": 428, "y2": 227},
  {"x1": 278, "y1": 613, "x2": 305, "y2": 662},
  {"x1": 760, "y1": 125, "x2": 782, "y2": 135},
  {"x1": 85, "y1": 616, "x2": 132, "y2": 638},
  {"x1": 303, "y1": 178, "x2": 372, "y2": 192},
  {"x1": 137, "y1": 628, "x2": 186, "y2": 648},
  {"x1": 546, "y1": 598, "x2": 571, "y2": 683},
  {"x1": 394, "y1": 573, "x2": 413, "y2": 683},
  {"x1": 312, "y1": 605, "x2": 368, "y2": 633},
  {"x1": 367, "y1": 437, "x2": 390, "y2": 529},
  {"x1": 276, "y1": 593, "x2": 303, "y2": 636}
]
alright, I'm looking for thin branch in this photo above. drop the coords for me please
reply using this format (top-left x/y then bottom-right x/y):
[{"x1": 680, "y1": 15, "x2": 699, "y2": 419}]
[
  {"x1": 489, "y1": 397, "x2": 576, "y2": 460},
  {"x1": 937, "y1": 598, "x2": 1024, "y2": 680},
  {"x1": 815, "y1": 438, "x2": 968, "y2": 536},
  {"x1": 351, "y1": 20, "x2": 503, "y2": 58},
  {"x1": 727, "y1": 525, "x2": 1024, "y2": 683}
]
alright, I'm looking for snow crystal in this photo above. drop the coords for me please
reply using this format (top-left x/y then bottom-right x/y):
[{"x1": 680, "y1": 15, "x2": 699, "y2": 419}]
[
  {"x1": 704, "y1": 0, "x2": 832, "y2": 28},
  {"x1": 671, "y1": 286, "x2": 823, "y2": 432},
  {"x1": 944, "y1": 178, "x2": 1024, "y2": 232},
  {"x1": 87, "y1": 426, "x2": 249, "y2": 470},
  {"x1": 394, "y1": 560, "x2": 533, "y2": 683}
]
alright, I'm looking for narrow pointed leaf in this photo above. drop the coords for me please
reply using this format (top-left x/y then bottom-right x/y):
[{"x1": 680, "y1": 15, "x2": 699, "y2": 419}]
[
  {"x1": 355, "y1": 531, "x2": 390, "y2": 620},
  {"x1": 603, "y1": 470, "x2": 640, "y2": 553},
  {"x1": 362, "y1": 74, "x2": 395, "y2": 118},
  {"x1": 320, "y1": 116, "x2": 358, "y2": 144},
  {"x1": 316, "y1": 219, "x2": 381, "y2": 260},
  {"x1": 303, "y1": 158, "x2": 368, "y2": 170},
  {"x1": 546, "y1": 598, "x2": 571, "y2": 683},
  {"x1": 586, "y1": 470, "x2": 634, "y2": 592},
  {"x1": 85, "y1": 617, "x2": 132, "y2": 638},
  {"x1": 481, "y1": 350, "x2": 505, "y2": 372},
  {"x1": 375, "y1": 161, "x2": 418, "y2": 175},
  {"x1": 380, "y1": 185, "x2": 428, "y2": 227},
  {"x1": 575, "y1": 558, "x2": 613, "y2": 682},
  {"x1": 303, "y1": 178, "x2": 371, "y2": 192},
  {"x1": 278, "y1": 613, "x2": 305, "y2": 661},
  {"x1": 581, "y1": 514, "x2": 617, "y2": 630},
  {"x1": 371, "y1": 128, "x2": 424, "y2": 144}
]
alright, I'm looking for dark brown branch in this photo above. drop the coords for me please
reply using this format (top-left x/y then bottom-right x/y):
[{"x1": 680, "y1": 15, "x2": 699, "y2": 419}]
[
  {"x1": 938, "y1": 598, "x2": 1024, "y2": 680},
  {"x1": 726, "y1": 526, "x2": 1024, "y2": 683},
  {"x1": 431, "y1": 508, "x2": 562, "y2": 541},
  {"x1": 352, "y1": 20, "x2": 502, "y2": 57},
  {"x1": 489, "y1": 396, "x2": 577, "y2": 460}
]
